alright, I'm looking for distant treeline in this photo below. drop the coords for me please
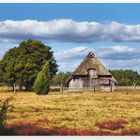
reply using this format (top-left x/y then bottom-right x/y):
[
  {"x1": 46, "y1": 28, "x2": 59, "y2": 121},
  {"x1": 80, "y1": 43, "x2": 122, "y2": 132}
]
[
  {"x1": 109, "y1": 70, "x2": 140, "y2": 86},
  {"x1": 52, "y1": 70, "x2": 140, "y2": 86}
]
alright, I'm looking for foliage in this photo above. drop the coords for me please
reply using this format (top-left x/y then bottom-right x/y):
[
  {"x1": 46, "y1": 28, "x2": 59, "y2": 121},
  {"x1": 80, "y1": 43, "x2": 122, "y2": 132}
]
[
  {"x1": 51, "y1": 71, "x2": 71, "y2": 86},
  {"x1": 0, "y1": 61, "x2": 4, "y2": 85},
  {"x1": 0, "y1": 39, "x2": 57, "y2": 91},
  {"x1": 0, "y1": 95, "x2": 14, "y2": 134},
  {"x1": 109, "y1": 69, "x2": 140, "y2": 86},
  {"x1": 33, "y1": 61, "x2": 51, "y2": 95},
  {"x1": 0, "y1": 48, "x2": 17, "y2": 88}
]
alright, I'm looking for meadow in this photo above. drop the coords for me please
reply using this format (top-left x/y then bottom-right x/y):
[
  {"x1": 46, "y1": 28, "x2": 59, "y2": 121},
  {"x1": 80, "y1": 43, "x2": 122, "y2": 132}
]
[{"x1": 0, "y1": 90, "x2": 140, "y2": 135}]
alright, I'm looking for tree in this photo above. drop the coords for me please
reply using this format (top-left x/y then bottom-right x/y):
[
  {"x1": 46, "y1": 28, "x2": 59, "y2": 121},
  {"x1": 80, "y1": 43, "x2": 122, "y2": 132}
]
[
  {"x1": 0, "y1": 48, "x2": 17, "y2": 90},
  {"x1": 51, "y1": 71, "x2": 71, "y2": 86},
  {"x1": 0, "y1": 61, "x2": 4, "y2": 85},
  {"x1": 33, "y1": 61, "x2": 51, "y2": 95},
  {"x1": 109, "y1": 69, "x2": 140, "y2": 86},
  {"x1": 0, "y1": 39, "x2": 57, "y2": 91}
]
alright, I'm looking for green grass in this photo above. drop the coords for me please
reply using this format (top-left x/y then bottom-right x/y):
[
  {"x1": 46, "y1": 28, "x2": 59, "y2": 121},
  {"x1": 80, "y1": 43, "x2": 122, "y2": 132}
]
[{"x1": 0, "y1": 91, "x2": 140, "y2": 135}]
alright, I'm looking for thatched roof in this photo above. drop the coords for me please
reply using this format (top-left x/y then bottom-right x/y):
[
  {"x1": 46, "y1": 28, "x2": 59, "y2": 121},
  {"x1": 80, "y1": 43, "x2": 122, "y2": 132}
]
[
  {"x1": 72, "y1": 52, "x2": 111, "y2": 76},
  {"x1": 64, "y1": 52, "x2": 117, "y2": 86},
  {"x1": 71, "y1": 52, "x2": 117, "y2": 83}
]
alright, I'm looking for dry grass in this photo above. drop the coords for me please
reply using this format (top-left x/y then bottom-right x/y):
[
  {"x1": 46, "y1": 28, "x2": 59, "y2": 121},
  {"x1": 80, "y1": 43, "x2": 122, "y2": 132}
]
[{"x1": 0, "y1": 91, "x2": 140, "y2": 135}]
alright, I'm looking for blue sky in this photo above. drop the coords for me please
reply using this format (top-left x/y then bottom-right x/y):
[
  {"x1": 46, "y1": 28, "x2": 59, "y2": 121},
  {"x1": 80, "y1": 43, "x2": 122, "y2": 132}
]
[
  {"x1": 0, "y1": 3, "x2": 140, "y2": 72},
  {"x1": 0, "y1": 3, "x2": 140, "y2": 23}
]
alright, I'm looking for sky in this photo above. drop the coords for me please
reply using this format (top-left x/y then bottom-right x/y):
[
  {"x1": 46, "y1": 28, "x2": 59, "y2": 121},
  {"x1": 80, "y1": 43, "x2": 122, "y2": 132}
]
[{"x1": 0, "y1": 3, "x2": 140, "y2": 72}]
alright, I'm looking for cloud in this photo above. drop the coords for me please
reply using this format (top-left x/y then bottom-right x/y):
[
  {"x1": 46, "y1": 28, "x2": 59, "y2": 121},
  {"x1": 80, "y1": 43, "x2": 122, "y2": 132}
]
[
  {"x1": 1, "y1": 19, "x2": 140, "y2": 43},
  {"x1": 54, "y1": 46, "x2": 93, "y2": 61},
  {"x1": 55, "y1": 46, "x2": 140, "y2": 72},
  {"x1": 105, "y1": 22, "x2": 140, "y2": 42},
  {"x1": 54, "y1": 46, "x2": 93, "y2": 71},
  {"x1": 96, "y1": 45, "x2": 140, "y2": 60}
]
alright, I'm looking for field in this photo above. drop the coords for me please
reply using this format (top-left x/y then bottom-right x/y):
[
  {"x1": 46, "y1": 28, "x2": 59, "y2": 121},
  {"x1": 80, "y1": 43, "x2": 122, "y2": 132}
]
[{"x1": 0, "y1": 90, "x2": 140, "y2": 135}]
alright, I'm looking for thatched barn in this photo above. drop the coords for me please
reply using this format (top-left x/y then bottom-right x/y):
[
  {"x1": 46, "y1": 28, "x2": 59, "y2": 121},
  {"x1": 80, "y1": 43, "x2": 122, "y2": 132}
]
[{"x1": 65, "y1": 52, "x2": 117, "y2": 92}]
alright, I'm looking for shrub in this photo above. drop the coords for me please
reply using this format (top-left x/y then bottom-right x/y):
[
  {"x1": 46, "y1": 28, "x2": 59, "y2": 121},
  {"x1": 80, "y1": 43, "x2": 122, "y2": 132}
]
[
  {"x1": 33, "y1": 61, "x2": 51, "y2": 95},
  {"x1": 0, "y1": 95, "x2": 14, "y2": 135}
]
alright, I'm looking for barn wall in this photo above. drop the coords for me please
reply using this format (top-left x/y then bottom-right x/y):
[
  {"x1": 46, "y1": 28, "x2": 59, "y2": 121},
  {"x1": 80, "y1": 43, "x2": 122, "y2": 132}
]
[
  {"x1": 99, "y1": 79, "x2": 109, "y2": 85},
  {"x1": 82, "y1": 78, "x2": 89, "y2": 87},
  {"x1": 100, "y1": 86, "x2": 111, "y2": 91},
  {"x1": 68, "y1": 77, "x2": 116, "y2": 91},
  {"x1": 100, "y1": 81, "x2": 115, "y2": 91},
  {"x1": 69, "y1": 78, "x2": 83, "y2": 88}
]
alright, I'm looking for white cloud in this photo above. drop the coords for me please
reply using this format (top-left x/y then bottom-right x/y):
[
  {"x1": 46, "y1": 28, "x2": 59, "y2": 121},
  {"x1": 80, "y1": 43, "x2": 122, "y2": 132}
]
[
  {"x1": 96, "y1": 45, "x2": 139, "y2": 60},
  {"x1": 1, "y1": 19, "x2": 140, "y2": 43},
  {"x1": 55, "y1": 46, "x2": 140, "y2": 72},
  {"x1": 105, "y1": 21, "x2": 140, "y2": 42},
  {"x1": 54, "y1": 46, "x2": 93, "y2": 71},
  {"x1": 54, "y1": 46, "x2": 93, "y2": 61}
]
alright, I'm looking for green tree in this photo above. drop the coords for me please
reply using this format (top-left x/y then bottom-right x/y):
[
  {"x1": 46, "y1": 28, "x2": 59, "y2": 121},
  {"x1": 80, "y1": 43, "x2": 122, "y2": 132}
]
[
  {"x1": 0, "y1": 48, "x2": 17, "y2": 89},
  {"x1": 109, "y1": 69, "x2": 140, "y2": 86},
  {"x1": 0, "y1": 61, "x2": 4, "y2": 85},
  {"x1": 51, "y1": 71, "x2": 71, "y2": 86},
  {"x1": 0, "y1": 39, "x2": 57, "y2": 91},
  {"x1": 33, "y1": 61, "x2": 51, "y2": 95}
]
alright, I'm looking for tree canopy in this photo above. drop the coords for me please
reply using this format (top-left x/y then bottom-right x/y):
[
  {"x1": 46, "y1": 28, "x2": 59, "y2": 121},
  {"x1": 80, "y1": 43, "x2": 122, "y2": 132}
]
[
  {"x1": 109, "y1": 69, "x2": 140, "y2": 86},
  {"x1": 0, "y1": 39, "x2": 57, "y2": 90}
]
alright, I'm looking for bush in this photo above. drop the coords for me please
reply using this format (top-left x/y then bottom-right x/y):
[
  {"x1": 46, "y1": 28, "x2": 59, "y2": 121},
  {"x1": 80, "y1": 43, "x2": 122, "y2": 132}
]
[
  {"x1": 0, "y1": 95, "x2": 13, "y2": 134},
  {"x1": 33, "y1": 61, "x2": 51, "y2": 95}
]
